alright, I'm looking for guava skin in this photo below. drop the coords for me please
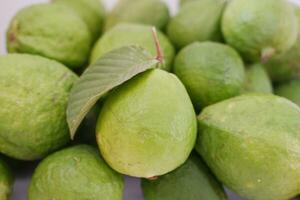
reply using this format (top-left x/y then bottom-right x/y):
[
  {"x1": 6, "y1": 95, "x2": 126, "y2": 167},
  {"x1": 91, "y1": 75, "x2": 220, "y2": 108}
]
[
  {"x1": 179, "y1": 0, "x2": 199, "y2": 6},
  {"x1": 0, "y1": 54, "x2": 78, "y2": 160},
  {"x1": 105, "y1": 0, "x2": 169, "y2": 31},
  {"x1": 90, "y1": 23, "x2": 175, "y2": 71},
  {"x1": 53, "y1": 0, "x2": 106, "y2": 42},
  {"x1": 0, "y1": 158, "x2": 13, "y2": 200},
  {"x1": 243, "y1": 63, "x2": 273, "y2": 94},
  {"x1": 222, "y1": 0, "x2": 298, "y2": 62},
  {"x1": 174, "y1": 42, "x2": 245, "y2": 111},
  {"x1": 196, "y1": 94, "x2": 300, "y2": 200},
  {"x1": 96, "y1": 69, "x2": 197, "y2": 178},
  {"x1": 264, "y1": 5, "x2": 300, "y2": 82},
  {"x1": 167, "y1": 0, "x2": 225, "y2": 49},
  {"x1": 142, "y1": 153, "x2": 227, "y2": 200},
  {"x1": 275, "y1": 78, "x2": 300, "y2": 107},
  {"x1": 28, "y1": 145, "x2": 124, "y2": 200},
  {"x1": 6, "y1": 4, "x2": 92, "y2": 69}
]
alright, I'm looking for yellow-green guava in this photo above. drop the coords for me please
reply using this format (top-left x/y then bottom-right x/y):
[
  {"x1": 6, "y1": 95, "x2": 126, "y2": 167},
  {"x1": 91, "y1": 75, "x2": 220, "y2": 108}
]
[
  {"x1": 28, "y1": 145, "x2": 124, "y2": 200},
  {"x1": 53, "y1": 0, "x2": 106, "y2": 42},
  {"x1": 6, "y1": 4, "x2": 92, "y2": 69},
  {"x1": 90, "y1": 23, "x2": 175, "y2": 71},
  {"x1": 243, "y1": 64, "x2": 273, "y2": 94},
  {"x1": 174, "y1": 42, "x2": 245, "y2": 111},
  {"x1": 142, "y1": 153, "x2": 227, "y2": 200},
  {"x1": 96, "y1": 69, "x2": 197, "y2": 178},
  {"x1": 222, "y1": 0, "x2": 298, "y2": 62},
  {"x1": 196, "y1": 94, "x2": 300, "y2": 200},
  {"x1": 264, "y1": 4, "x2": 300, "y2": 82},
  {"x1": 105, "y1": 0, "x2": 169, "y2": 31},
  {"x1": 167, "y1": 0, "x2": 225, "y2": 49},
  {"x1": 275, "y1": 78, "x2": 300, "y2": 107},
  {"x1": 0, "y1": 54, "x2": 78, "y2": 160}
]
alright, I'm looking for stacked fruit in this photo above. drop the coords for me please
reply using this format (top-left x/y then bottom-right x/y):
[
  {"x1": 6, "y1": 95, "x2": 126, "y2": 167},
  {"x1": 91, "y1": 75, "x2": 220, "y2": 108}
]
[{"x1": 1, "y1": 0, "x2": 300, "y2": 199}]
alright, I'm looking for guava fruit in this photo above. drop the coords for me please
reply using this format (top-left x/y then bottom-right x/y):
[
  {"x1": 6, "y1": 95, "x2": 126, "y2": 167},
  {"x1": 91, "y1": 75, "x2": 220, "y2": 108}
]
[
  {"x1": 0, "y1": 54, "x2": 78, "y2": 160},
  {"x1": 196, "y1": 93, "x2": 300, "y2": 200},
  {"x1": 0, "y1": 158, "x2": 13, "y2": 200},
  {"x1": 28, "y1": 145, "x2": 124, "y2": 200},
  {"x1": 52, "y1": 0, "x2": 106, "y2": 42},
  {"x1": 174, "y1": 42, "x2": 245, "y2": 111},
  {"x1": 275, "y1": 78, "x2": 300, "y2": 107},
  {"x1": 142, "y1": 153, "x2": 227, "y2": 200},
  {"x1": 105, "y1": 0, "x2": 169, "y2": 31},
  {"x1": 264, "y1": 5, "x2": 300, "y2": 82},
  {"x1": 167, "y1": 0, "x2": 225, "y2": 49},
  {"x1": 6, "y1": 4, "x2": 92, "y2": 69},
  {"x1": 222, "y1": 0, "x2": 298, "y2": 62},
  {"x1": 243, "y1": 64, "x2": 273, "y2": 94},
  {"x1": 96, "y1": 69, "x2": 197, "y2": 178},
  {"x1": 90, "y1": 23, "x2": 175, "y2": 71}
]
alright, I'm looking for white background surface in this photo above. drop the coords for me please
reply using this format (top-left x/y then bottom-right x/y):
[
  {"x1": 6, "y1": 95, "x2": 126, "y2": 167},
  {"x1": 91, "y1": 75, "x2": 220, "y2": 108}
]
[{"x1": 1, "y1": 0, "x2": 300, "y2": 199}]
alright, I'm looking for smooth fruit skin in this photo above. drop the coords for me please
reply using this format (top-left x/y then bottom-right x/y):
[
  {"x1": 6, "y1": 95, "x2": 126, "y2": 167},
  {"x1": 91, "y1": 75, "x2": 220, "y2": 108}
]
[
  {"x1": 167, "y1": 0, "x2": 225, "y2": 49},
  {"x1": 105, "y1": 0, "x2": 169, "y2": 31},
  {"x1": 174, "y1": 42, "x2": 245, "y2": 111},
  {"x1": 142, "y1": 153, "x2": 227, "y2": 200},
  {"x1": 243, "y1": 63, "x2": 273, "y2": 94},
  {"x1": 275, "y1": 78, "x2": 300, "y2": 107},
  {"x1": 6, "y1": 4, "x2": 92, "y2": 69},
  {"x1": 28, "y1": 145, "x2": 124, "y2": 200},
  {"x1": 90, "y1": 23, "x2": 175, "y2": 71},
  {"x1": 0, "y1": 158, "x2": 13, "y2": 200},
  {"x1": 196, "y1": 94, "x2": 300, "y2": 200},
  {"x1": 96, "y1": 69, "x2": 197, "y2": 178},
  {"x1": 222, "y1": 0, "x2": 298, "y2": 62},
  {"x1": 265, "y1": 5, "x2": 300, "y2": 82},
  {"x1": 53, "y1": 0, "x2": 106, "y2": 42},
  {"x1": 179, "y1": 0, "x2": 199, "y2": 6},
  {"x1": 0, "y1": 54, "x2": 78, "y2": 160}
]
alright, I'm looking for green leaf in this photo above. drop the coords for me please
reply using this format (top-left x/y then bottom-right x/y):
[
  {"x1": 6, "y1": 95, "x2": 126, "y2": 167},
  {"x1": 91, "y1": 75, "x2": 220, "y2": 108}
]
[{"x1": 67, "y1": 45, "x2": 159, "y2": 139}]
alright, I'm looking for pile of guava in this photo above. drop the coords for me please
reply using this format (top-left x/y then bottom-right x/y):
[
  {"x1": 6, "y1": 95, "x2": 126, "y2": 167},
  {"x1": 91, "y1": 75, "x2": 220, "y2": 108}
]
[{"x1": 1, "y1": 0, "x2": 300, "y2": 199}]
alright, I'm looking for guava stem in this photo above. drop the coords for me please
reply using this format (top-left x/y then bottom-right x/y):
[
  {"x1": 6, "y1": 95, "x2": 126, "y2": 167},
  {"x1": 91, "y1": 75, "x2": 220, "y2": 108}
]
[
  {"x1": 151, "y1": 27, "x2": 164, "y2": 65},
  {"x1": 147, "y1": 176, "x2": 158, "y2": 180},
  {"x1": 261, "y1": 47, "x2": 275, "y2": 63}
]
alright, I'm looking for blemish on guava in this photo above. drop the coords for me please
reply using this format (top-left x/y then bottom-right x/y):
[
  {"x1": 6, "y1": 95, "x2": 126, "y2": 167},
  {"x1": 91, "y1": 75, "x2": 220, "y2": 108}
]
[{"x1": 8, "y1": 20, "x2": 19, "y2": 44}]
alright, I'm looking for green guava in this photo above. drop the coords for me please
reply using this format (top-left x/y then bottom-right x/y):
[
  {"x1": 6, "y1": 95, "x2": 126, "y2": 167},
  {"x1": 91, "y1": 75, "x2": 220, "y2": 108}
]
[
  {"x1": 196, "y1": 93, "x2": 300, "y2": 200},
  {"x1": 275, "y1": 78, "x2": 300, "y2": 107},
  {"x1": 174, "y1": 42, "x2": 245, "y2": 111},
  {"x1": 0, "y1": 158, "x2": 13, "y2": 200},
  {"x1": 264, "y1": 5, "x2": 300, "y2": 82},
  {"x1": 6, "y1": 4, "x2": 92, "y2": 69},
  {"x1": 105, "y1": 0, "x2": 169, "y2": 31},
  {"x1": 222, "y1": 0, "x2": 298, "y2": 62},
  {"x1": 243, "y1": 64, "x2": 273, "y2": 94},
  {"x1": 96, "y1": 69, "x2": 197, "y2": 178},
  {"x1": 90, "y1": 23, "x2": 175, "y2": 71},
  {"x1": 52, "y1": 0, "x2": 106, "y2": 42},
  {"x1": 141, "y1": 153, "x2": 227, "y2": 200},
  {"x1": 0, "y1": 54, "x2": 78, "y2": 160},
  {"x1": 167, "y1": 0, "x2": 225, "y2": 49},
  {"x1": 28, "y1": 145, "x2": 124, "y2": 200}
]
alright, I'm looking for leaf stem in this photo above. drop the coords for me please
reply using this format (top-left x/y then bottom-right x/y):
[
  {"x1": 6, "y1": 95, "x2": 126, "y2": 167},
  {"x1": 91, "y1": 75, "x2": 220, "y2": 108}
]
[{"x1": 152, "y1": 27, "x2": 164, "y2": 65}]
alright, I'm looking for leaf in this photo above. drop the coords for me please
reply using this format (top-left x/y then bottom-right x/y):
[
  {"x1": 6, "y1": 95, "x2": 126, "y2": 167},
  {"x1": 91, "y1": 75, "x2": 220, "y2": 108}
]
[{"x1": 67, "y1": 45, "x2": 159, "y2": 139}]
